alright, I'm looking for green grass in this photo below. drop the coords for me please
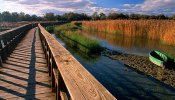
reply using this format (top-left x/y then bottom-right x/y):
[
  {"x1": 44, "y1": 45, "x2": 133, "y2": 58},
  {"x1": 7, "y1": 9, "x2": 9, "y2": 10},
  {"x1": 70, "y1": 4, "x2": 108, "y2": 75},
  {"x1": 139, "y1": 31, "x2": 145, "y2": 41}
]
[
  {"x1": 46, "y1": 26, "x2": 54, "y2": 32},
  {"x1": 54, "y1": 23, "x2": 103, "y2": 54},
  {"x1": 54, "y1": 23, "x2": 81, "y2": 33}
]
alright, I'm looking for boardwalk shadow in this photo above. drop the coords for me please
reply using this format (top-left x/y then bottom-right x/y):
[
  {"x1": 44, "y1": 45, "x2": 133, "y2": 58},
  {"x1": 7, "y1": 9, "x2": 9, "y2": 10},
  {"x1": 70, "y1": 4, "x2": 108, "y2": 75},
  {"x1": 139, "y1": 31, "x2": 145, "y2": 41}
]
[
  {"x1": 25, "y1": 30, "x2": 36, "y2": 99},
  {"x1": 0, "y1": 29, "x2": 52, "y2": 99}
]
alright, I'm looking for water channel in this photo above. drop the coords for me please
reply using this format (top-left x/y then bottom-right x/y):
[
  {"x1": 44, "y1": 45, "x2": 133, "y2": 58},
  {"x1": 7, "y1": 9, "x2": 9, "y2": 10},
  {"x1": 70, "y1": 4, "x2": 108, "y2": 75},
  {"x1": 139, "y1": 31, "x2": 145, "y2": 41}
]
[{"x1": 52, "y1": 33, "x2": 175, "y2": 100}]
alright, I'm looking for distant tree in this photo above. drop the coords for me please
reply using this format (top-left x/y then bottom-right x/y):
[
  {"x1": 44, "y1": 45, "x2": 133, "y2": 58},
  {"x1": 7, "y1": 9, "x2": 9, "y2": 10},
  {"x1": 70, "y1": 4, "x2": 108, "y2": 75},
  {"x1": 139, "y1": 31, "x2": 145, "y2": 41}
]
[
  {"x1": 61, "y1": 12, "x2": 91, "y2": 21},
  {"x1": 62, "y1": 12, "x2": 76, "y2": 21},
  {"x1": 79, "y1": 13, "x2": 91, "y2": 20},
  {"x1": 118, "y1": 13, "x2": 129, "y2": 19},
  {"x1": 107, "y1": 13, "x2": 128, "y2": 19},
  {"x1": 37, "y1": 16, "x2": 43, "y2": 21},
  {"x1": 1, "y1": 11, "x2": 12, "y2": 21},
  {"x1": 0, "y1": 11, "x2": 174, "y2": 22},
  {"x1": 31, "y1": 15, "x2": 38, "y2": 21},
  {"x1": 11, "y1": 12, "x2": 19, "y2": 21},
  {"x1": 18, "y1": 12, "x2": 26, "y2": 21},
  {"x1": 149, "y1": 15, "x2": 157, "y2": 19},
  {"x1": 170, "y1": 14, "x2": 175, "y2": 20},
  {"x1": 125, "y1": 14, "x2": 130, "y2": 19},
  {"x1": 156, "y1": 14, "x2": 167, "y2": 19},
  {"x1": 44, "y1": 13, "x2": 56, "y2": 21},
  {"x1": 99, "y1": 13, "x2": 106, "y2": 20},
  {"x1": 0, "y1": 11, "x2": 44, "y2": 22},
  {"x1": 92, "y1": 12, "x2": 100, "y2": 20},
  {"x1": 140, "y1": 15, "x2": 149, "y2": 19},
  {"x1": 0, "y1": 13, "x2": 2, "y2": 22},
  {"x1": 108, "y1": 13, "x2": 119, "y2": 19},
  {"x1": 129, "y1": 14, "x2": 141, "y2": 20},
  {"x1": 24, "y1": 14, "x2": 31, "y2": 21},
  {"x1": 55, "y1": 15, "x2": 62, "y2": 21}
]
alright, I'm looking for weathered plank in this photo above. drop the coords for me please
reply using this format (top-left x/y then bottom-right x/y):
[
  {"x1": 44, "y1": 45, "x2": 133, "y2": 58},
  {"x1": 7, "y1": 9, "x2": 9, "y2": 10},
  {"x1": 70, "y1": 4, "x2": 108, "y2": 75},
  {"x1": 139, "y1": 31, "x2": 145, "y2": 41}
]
[
  {"x1": 0, "y1": 27, "x2": 55, "y2": 99},
  {"x1": 39, "y1": 24, "x2": 116, "y2": 100}
]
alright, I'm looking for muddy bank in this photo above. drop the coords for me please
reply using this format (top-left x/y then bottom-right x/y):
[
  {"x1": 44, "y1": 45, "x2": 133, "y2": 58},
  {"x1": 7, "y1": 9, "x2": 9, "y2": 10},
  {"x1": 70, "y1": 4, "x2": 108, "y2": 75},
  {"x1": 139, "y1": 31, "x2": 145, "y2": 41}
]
[{"x1": 106, "y1": 53, "x2": 175, "y2": 88}]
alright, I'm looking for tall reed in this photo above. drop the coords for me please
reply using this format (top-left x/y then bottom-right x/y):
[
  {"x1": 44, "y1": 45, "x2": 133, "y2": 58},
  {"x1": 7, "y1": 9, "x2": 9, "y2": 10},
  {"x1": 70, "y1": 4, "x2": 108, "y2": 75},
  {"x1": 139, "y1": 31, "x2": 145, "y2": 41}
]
[{"x1": 82, "y1": 20, "x2": 175, "y2": 45}]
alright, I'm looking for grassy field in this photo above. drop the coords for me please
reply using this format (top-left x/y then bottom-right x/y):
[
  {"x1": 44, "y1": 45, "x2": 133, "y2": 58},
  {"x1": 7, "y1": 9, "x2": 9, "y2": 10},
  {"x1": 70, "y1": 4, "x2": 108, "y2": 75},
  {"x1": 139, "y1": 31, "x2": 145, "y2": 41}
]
[
  {"x1": 54, "y1": 23, "x2": 103, "y2": 54},
  {"x1": 82, "y1": 20, "x2": 175, "y2": 46}
]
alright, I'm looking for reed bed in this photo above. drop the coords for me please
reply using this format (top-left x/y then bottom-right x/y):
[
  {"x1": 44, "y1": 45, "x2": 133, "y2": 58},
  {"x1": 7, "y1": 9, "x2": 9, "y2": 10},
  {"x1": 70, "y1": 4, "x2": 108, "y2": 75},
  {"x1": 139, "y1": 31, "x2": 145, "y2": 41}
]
[{"x1": 82, "y1": 20, "x2": 175, "y2": 45}]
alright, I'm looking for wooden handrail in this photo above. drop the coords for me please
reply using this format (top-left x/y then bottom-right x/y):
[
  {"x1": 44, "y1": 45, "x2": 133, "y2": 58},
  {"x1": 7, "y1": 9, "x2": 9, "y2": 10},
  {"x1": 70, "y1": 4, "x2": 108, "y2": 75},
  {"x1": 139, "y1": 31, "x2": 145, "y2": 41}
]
[{"x1": 38, "y1": 24, "x2": 116, "y2": 100}]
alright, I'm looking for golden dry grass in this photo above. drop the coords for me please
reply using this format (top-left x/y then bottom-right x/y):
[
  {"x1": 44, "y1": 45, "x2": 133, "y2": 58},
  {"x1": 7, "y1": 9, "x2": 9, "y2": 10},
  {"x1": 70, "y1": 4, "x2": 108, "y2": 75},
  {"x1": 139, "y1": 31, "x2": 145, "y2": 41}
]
[{"x1": 82, "y1": 20, "x2": 175, "y2": 45}]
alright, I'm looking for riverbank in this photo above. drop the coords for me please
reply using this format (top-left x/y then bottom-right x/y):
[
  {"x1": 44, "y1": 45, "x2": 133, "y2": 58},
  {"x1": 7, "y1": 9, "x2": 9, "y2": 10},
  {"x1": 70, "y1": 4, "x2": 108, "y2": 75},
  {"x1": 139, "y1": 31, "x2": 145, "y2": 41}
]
[{"x1": 105, "y1": 53, "x2": 175, "y2": 88}]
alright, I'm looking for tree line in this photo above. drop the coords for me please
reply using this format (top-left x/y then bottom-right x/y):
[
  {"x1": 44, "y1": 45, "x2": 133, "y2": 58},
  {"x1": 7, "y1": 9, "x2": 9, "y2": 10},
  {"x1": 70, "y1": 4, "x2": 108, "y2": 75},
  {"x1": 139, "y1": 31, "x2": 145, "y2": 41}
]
[
  {"x1": 0, "y1": 11, "x2": 42, "y2": 22},
  {"x1": 0, "y1": 11, "x2": 175, "y2": 22},
  {"x1": 91, "y1": 12, "x2": 175, "y2": 20}
]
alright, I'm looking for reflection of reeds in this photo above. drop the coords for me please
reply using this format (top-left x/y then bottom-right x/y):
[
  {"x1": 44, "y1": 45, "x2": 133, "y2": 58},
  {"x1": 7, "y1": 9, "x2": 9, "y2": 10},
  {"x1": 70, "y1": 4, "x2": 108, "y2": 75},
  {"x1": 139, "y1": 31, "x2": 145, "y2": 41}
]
[
  {"x1": 83, "y1": 30, "x2": 147, "y2": 48},
  {"x1": 82, "y1": 20, "x2": 175, "y2": 45}
]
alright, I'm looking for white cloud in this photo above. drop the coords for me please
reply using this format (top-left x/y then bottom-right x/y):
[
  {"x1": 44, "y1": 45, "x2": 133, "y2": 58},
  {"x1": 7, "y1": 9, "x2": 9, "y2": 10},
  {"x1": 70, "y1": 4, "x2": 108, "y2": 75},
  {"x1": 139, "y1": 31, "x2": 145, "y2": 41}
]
[
  {"x1": 19, "y1": 0, "x2": 40, "y2": 5},
  {"x1": 140, "y1": 0, "x2": 175, "y2": 10},
  {"x1": 1, "y1": 0, "x2": 175, "y2": 15},
  {"x1": 1, "y1": 0, "x2": 97, "y2": 15},
  {"x1": 123, "y1": 0, "x2": 175, "y2": 15}
]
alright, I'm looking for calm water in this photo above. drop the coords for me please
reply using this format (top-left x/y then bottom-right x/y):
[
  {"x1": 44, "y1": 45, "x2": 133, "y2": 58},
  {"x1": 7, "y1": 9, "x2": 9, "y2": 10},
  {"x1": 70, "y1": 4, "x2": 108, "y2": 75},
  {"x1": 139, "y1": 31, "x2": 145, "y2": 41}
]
[
  {"x1": 52, "y1": 34, "x2": 175, "y2": 100},
  {"x1": 82, "y1": 31, "x2": 175, "y2": 57}
]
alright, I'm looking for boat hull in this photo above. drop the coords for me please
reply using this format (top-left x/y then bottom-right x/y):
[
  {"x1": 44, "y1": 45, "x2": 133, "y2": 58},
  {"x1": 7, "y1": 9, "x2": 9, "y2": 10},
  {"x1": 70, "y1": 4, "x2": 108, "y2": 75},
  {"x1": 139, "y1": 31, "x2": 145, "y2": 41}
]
[{"x1": 149, "y1": 51, "x2": 168, "y2": 67}]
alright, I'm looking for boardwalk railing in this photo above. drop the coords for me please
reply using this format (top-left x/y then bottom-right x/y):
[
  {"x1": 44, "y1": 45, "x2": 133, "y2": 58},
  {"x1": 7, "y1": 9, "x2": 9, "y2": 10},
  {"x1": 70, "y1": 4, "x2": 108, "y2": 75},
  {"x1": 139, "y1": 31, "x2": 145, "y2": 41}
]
[
  {"x1": 38, "y1": 24, "x2": 116, "y2": 100},
  {"x1": 0, "y1": 24, "x2": 35, "y2": 65}
]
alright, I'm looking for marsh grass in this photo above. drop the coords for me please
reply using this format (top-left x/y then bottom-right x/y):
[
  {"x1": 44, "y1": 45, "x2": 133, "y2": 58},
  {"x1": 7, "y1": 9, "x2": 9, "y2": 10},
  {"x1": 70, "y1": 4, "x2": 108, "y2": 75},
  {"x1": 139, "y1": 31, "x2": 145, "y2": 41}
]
[
  {"x1": 54, "y1": 23, "x2": 80, "y2": 33},
  {"x1": 54, "y1": 23, "x2": 103, "y2": 54},
  {"x1": 82, "y1": 20, "x2": 175, "y2": 46}
]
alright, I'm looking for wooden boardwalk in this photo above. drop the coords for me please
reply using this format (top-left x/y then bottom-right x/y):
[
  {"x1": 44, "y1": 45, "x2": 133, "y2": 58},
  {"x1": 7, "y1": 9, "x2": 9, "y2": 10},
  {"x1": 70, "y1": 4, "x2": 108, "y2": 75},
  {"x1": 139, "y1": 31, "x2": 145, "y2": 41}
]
[{"x1": 0, "y1": 28, "x2": 55, "y2": 99}]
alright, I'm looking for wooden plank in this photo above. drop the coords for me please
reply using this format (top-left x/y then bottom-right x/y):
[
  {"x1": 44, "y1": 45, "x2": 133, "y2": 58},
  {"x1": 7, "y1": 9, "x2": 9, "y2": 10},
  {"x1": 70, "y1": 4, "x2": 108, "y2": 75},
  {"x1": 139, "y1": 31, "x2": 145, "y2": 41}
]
[
  {"x1": 9, "y1": 55, "x2": 31, "y2": 61},
  {"x1": 38, "y1": 24, "x2": 116, "y2": 100},
  {"x1": 0, "y1": 27, "x2": 55, "y2": 99}
]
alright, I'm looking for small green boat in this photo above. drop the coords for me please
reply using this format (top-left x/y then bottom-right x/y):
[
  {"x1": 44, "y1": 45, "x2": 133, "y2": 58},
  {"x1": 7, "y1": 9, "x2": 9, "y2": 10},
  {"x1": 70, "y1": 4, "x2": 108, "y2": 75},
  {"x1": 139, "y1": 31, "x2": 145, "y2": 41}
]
[{"x1": 149, "y1": 50, "x2": 168, "y2": 67}]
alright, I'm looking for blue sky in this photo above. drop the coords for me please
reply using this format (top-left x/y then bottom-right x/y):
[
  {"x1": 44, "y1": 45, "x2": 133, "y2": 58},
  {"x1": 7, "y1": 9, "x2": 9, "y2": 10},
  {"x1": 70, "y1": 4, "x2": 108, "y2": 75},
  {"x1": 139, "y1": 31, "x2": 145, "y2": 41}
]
[
  {"x1": 0, "y1": 0, "x2": 175, "y2": 16},
  {"x1": 91, "y1": 0, "x2": 143, "y2": 8}
]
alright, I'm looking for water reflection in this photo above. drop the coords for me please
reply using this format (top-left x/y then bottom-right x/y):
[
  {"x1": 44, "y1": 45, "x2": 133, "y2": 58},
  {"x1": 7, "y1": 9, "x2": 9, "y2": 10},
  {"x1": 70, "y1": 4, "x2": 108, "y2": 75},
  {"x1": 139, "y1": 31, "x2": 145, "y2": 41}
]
[
  {"x1": 82, "y1": 30, "x2": 175, "y2": 56},
  {"x1": 65, "y1": 45, "x2": 101, "y2": 62}
]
